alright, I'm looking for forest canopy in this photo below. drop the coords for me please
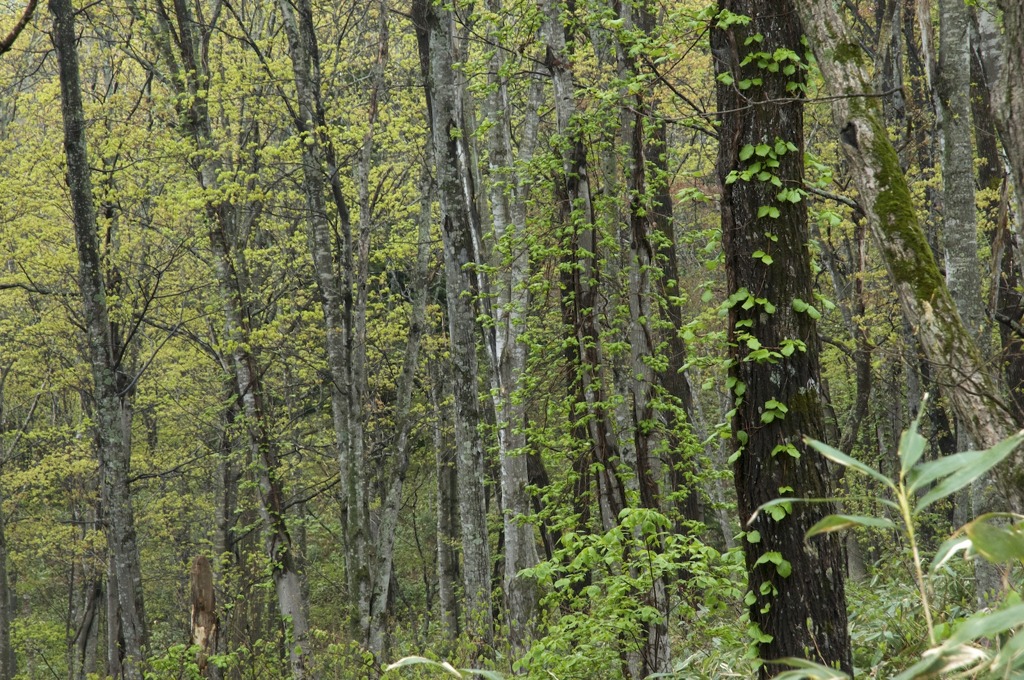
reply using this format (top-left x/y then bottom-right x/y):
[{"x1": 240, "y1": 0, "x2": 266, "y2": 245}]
[{"x1": 0, "y1": 0, "x2": 1023, "y2": 678}]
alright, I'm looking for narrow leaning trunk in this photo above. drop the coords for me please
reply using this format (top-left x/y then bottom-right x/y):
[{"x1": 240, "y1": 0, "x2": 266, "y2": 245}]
[
  {"x1": 793, "y1": 0, "x2": 1024, "y2": 507},
  {"x1": 414, "y1": 0, "x2": 494, "y2": 652},
  {"x1": 713, "y1": 1, "x2": 852, "y2": 674},
  {"x1": 50, "y1": 1, "x2": 147, "y2": 677}
]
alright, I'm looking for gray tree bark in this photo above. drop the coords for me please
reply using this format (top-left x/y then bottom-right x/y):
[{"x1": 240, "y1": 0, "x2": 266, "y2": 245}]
[
  {"x1": 479, "y1": 5, "x2": 542, "y2": 654},
  {"x1": 50, "y1": 1, "x2": 147, "y2": 676},
  {"x1": 0, "y1": 486, "x2": 11, "y2": 678},
  {"x1": 992, "y1": 1, "x2": 1024, "y2": 231},
  {"x1": 274, "y1": 0, "x2": 373, "y2": 640},
  {"x1": 142, "y1": 2, "x2": 313, "y2": 674},
  {"x1": 367, "y1": 158, "x2": 433, "y2": 659},
  {"x1": 431, "y1": 367, "x2": 461, "y2": 647},
  {"x1": 793, "y1": 0, "x2": 1024, "y2": 506},
  {"x1": 414, "y1": 0, "x2": 494, "y2": 653}
]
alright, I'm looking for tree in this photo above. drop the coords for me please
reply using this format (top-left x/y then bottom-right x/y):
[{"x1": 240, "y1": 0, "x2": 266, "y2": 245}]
[
  {"x1": 413, "y1": 0, "x2": 494, "y2": 652},
  {"x1": 712, "y1": 1, "x2": 852, "y2": 673},
  {"x1": 793, "y1": 0, "x2": 1024, "y2": 507},
  {"x1": 51, "y1": 0, "x2": 147, "y2": 675}
]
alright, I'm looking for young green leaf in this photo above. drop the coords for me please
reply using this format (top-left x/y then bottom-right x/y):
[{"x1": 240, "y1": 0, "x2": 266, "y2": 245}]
[
  {"x1": 805, "y1": 514, "x2": 896, "y2": 538},
  {"x1": 914, "y1": 431, "x2": 1024, "y2": 513},
  {"x1": 964, "y1": 515, "x2": 1024, "y2": 564},
  {"x1": 384, "y1": 656, "x2": 462, "y2": 677},
  {"x1": 804, "y1": 438, "x2": 895, "y2": 490},
  {"x1": 898, "y1": 397, "x2": 929, "y2": 476}
]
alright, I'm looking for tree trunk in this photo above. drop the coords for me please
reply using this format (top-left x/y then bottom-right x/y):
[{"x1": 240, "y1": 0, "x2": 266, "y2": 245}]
[
  {"x1": 414, "y1": 0, "x2": 494, "y2": 652},
  {"x1": 51, "y1": 1, "x2": 147, "y2": 676},
  {"x1": 274, "y1": 0, "x2": 373, "y2": 639},
  {"x1": 992, "y1": 1, "x2": 1024, "y2": 231},
  {"x1": 479, "y1": 5, "x2": 542, "y2": 655},
  {"x1": 367, "y1": 159, "x2": 432, "y2": 660},
  {"x1": 189, "y1": 556, "x2": 218, "y2": 678},
  {"x1": 794, "y1": 0, "x2": 1024, "y2": 507},
  {"x1": 713, "y1": 1, "x2": 852, "y2": 674},
  {"x1": 155, "y1": 2, "x2": 313, "y2": 674},
  {"x1": 431, "y1": 363, "x2": 461, "y2": 647},
  {"x1": 0, "y1": 492, "x2": 12, "y2": 678}
]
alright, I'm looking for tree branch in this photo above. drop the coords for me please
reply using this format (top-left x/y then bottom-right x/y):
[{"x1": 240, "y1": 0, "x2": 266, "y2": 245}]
[{"x1": 0, "y1": 0, "x2": 39, "y2": 57}]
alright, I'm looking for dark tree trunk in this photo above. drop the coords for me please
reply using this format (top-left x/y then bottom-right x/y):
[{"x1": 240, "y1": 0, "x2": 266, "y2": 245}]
[
  {"x1": 51, "y1": 1, "x2": 148, "y2": 676},
  {"x1": 713, "y1": 1, "x2": 852, "y2": 674}
]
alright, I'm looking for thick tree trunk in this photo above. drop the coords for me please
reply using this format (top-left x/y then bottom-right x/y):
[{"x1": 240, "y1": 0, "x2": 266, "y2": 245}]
[
  {"x1": 794, "y1": 0, "x2": 1024, "y2": 507},
  {"x1": 51, "y1": 1, "x2": 147, "y2": 676},
  {"x1": 414, "y1": 0, "x2": 494, "y2": 652},
  {"x1": 713, "y1": 1, "x2": 852, "y2": 674},
  {"x1": 938, "y1": 0, "x2": 983, "y2": 345}
]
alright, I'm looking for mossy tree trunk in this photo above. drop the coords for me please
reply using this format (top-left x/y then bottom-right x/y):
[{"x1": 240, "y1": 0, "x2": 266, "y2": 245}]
[
  {"x1": 713, "y1": 1, "x2": 852, "y2": 674},
  {"x1": 794, "y1": 0, "x2": 1024, "y2": 508}
]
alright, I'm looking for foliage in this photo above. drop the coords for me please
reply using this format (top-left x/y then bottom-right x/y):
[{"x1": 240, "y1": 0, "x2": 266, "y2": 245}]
[{"x1": 763, "y1": 398, "x2": 1024, "y2": 679}]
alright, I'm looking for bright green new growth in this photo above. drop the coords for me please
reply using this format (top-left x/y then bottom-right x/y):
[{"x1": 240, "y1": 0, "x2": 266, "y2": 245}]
[{"x1": 760, "y1": 395, "x2": 1024, "y2": 679}]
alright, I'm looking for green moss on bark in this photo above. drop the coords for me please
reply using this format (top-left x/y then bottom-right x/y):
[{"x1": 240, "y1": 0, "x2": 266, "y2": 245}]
[{"x1": 866, "y1": 116, "x2": 945, "y2": 304}]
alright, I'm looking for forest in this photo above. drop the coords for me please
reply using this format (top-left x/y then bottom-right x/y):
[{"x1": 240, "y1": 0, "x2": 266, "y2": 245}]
[{"x1": 1, "y1": 0, "x2": 1024, "y2": 677}]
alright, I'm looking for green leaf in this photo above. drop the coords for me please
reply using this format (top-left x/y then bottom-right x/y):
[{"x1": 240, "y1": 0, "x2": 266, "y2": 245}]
[
  {"x1": 893, "y1": 604, "x2": 1024, "y2": 680},
  {"x1": 913, "y1": 431, "x2": 1024, "y2": 513},
  {"x1": 739, "y1": 144, "x2": 755, "y2": 161},
  {"x1": 805, "y1": 514, "x2": 896, "y2": 539},
  {"x1": 931, "y1": 534, "x2": 973, "y2": 572},
  {"x1": 384, "y1": 656, "x2": 462, "y2": 677},
  {"x1": 746, "y1": 530, "x2": 761, "y2": 543},
  {"x1": 965, "y1": 515, "x2": 1024, "y2": 564},
  {"x1": 898, "y1": 401, "x2": 928, "y2": 476},
  {"x1": 804, "y1": 438, "x2": 895, "y2": 490},
  {"x1": 755, "y1": 143, "x2": 771, "y2": 157},
  {"x1": 792, "y1": 298, "x2": 808, "y2": 312},
  {"x1": 772, "y1": 658, "x2": 850, "y2": 680}
]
